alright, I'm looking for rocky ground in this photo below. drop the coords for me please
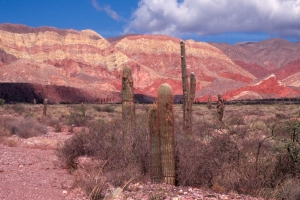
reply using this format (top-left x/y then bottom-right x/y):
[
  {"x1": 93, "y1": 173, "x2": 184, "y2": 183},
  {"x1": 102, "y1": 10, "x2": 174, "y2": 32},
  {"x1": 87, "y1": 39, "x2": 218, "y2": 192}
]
[{"x1": 0, "y1": 126, "x2": 264, "y2": 200}]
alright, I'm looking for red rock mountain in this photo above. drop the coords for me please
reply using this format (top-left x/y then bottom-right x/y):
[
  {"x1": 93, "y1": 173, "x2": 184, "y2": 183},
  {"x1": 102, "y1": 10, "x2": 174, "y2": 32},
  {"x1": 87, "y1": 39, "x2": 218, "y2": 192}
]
[{"x1": 0, "y1": 23, "x2": 299, "y2": 103}]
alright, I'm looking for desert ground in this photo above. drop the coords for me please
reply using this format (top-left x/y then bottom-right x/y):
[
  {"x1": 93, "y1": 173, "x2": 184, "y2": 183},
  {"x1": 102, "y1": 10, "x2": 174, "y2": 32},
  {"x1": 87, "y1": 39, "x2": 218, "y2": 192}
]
[{"x1": 0, "y1": 102, "x2": 299, "y2": 199}]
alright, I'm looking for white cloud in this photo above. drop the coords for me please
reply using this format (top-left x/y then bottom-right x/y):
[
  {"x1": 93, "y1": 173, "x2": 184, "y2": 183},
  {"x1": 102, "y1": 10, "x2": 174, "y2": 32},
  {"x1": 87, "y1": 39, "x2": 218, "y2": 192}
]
[
  {"x1": 125, "y1": 0, "x2": 300, "y2": 38},
  {"x1": 90, "y1": 0, "x2": 124, "y2": 21}
]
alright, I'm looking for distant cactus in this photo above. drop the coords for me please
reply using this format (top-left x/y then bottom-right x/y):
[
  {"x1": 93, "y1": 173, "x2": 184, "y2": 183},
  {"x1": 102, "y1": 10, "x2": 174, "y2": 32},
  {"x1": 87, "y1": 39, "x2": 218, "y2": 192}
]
[
  {"x1": 148, "y1": 102, "x2": 162, "y2": 183},
  {"x1": 121, "y1": 66, "x2": 135, "y2": 138},
  {"x1": 43, "y1": 99, "x2": 48, "y2": 116},
  {"x1": 33, "y1": 98, "x2": 36, "y2": 105},
  {"x1": 207, "y1": 95, "x2": 212, "y2": 109},
  {"x1": 180, "y1": 41, "x2": 196, "y2": 134},
  {"x1": 157, "y1": 83, "x2": 176, "y2": 185},
  {"x1": 216, "y1": 94, "x2": 224, "y2": 123}
]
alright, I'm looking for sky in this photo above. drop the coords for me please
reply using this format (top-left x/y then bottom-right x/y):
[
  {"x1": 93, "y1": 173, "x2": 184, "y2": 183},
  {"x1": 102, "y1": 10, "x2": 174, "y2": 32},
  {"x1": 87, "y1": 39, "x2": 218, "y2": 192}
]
[{"x1": 0, "y1": 0, "x2": 300, "y2": 44}]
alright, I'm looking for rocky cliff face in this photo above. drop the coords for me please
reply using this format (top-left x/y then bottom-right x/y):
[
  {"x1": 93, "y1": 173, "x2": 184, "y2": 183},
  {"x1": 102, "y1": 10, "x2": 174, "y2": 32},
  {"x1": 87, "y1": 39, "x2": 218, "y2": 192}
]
[
  {"x1": 211, "y1": 39, "x2": 300, "y2": 87},
  {"x1": 0, "y1": 23, "x2": 298, "y2": 103}
]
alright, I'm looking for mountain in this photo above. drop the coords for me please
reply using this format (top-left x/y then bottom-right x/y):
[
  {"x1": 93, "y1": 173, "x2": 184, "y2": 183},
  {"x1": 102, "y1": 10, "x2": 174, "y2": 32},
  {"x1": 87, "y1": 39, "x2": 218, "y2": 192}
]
[{"x1": 0, "y1": 23, "x2": 299, "y2": 103}]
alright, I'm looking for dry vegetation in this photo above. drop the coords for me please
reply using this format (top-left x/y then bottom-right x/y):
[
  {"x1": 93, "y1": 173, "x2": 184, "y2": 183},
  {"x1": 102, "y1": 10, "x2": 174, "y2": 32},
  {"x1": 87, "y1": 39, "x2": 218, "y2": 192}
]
[{"x1": 0, "y1": 102, "x2": 300, "y2": 199}]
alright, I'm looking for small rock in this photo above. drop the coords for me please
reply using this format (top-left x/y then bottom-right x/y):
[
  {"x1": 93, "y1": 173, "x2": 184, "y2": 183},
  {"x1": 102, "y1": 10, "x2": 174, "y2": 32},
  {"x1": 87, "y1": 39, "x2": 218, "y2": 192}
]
[
  {"x1": 178, "y1": 189, "x2": 184, "y2": 195},
  {"x1": 104, "y1": 187, "x2": 122, "y2": 199},
  {"x1": 62, "y1": 190, "x2": 68, "y2": 195}
]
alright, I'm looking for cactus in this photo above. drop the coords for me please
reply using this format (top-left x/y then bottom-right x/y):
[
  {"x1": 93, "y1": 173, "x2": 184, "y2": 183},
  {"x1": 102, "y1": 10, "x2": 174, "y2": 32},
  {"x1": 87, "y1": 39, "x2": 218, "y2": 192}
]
[
  {"x1": 148, "y1": 102, "x2": 162, "y2": 183},
  {"x1": 180, "y1": 41, "x2": 196, "y2": 134},
  {"x1": 148, "y1": 84, "x2": 176, "y2": 185},
  {"x1": 121, "y1": 65, "x2": 135, "y2": 138},
  {"x1": 186, "y1": 72, "x2": 196, "y2": 134},
  {"x1": 180, "y1": 41, "x2": 189, "y2": 130},
  {"x1": 157, "y1": 83, "x2": 176, "y2": 185},
  {"x1": 43, "y1": 98, "x2": 48, "y2": 116},
  {"x1": 207, "y1": 95, "x2": 212, "y2": 109},
  {"x1": 216, "y1": 94, "x2": 224, "y2": 123}
]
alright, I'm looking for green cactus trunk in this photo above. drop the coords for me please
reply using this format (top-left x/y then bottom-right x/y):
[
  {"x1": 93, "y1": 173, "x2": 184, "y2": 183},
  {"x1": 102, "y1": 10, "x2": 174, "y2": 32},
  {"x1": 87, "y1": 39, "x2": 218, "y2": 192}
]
[
  {"x1": 157, "y1": 83, "x2": 175, "y2": 185},
  {"x1": 186, "y1": 72, "x2": 196, "y2": 134},
  {"x1": 121, "y1": 66, "x2": 135, "y2": 139},
  {"x1": 180, "y1": 41, "x2": 196, "y2": 134},
  {"x1": 180, "y1": 41, "x2": 189, "y2": 132},
  {"x1": 148, "y1": 103, "x2": 162, "y2": 183},
  {"x1": 43, "y1": 99, "x2": 48, "y2": 116}
]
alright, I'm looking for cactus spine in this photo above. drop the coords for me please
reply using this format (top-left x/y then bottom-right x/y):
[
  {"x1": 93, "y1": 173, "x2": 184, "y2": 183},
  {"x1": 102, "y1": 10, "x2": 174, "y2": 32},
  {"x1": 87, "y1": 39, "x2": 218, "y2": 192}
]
[
  {"x1": 122, "y1": 66, "x2": 135, "y2": 138},
  {"x1": 148, "y1": 103, "x2": 162, "y2": 183},
  {"x1": 180, "y1": 41, "x2": 196, "y2": 134},
  {"x1": 43, "y1": 99, "x2": 48, "y2": 116}
]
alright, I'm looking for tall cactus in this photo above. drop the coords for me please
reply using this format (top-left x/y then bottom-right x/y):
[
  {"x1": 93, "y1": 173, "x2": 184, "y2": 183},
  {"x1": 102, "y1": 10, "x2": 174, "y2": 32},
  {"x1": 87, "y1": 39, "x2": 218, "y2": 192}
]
[
  {"x1": 186, "y1": 72, "x2": 196, "y2": 134},
  {"x1": 180, "y1": 41, "x2": 189, "y2": 129},
  {"x1": 43, "y1": 98, "x2": 48, "y2": 116},
  {"x1": 148, "y1": 102, "x2": 162, "y2": 183},
  {"x1": 180, "y1": 41, "x2": 196, "y2": 134},
  {"x1": 121, "y1": 65, "x2": 135, "y2": 138},
  {"x1": 157, "y1": 83, "x2": 176, "y2": 185}
]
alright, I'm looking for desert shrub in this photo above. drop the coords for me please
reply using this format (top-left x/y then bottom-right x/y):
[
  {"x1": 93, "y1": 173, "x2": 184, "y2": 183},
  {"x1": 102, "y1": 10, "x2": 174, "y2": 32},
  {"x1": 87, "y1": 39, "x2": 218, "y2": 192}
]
[
  {"x1": 0, "y1": 99, "x2": 5, "y2": 106},
  {"x1": 39, "y1": 116, "x2": 62, "y2": 132},
  {"x1": 272, "y1": 178, "x2": 300, "y2": 199},
  {"x1": 225, "y1": 113, "x2": 246, "y2": 126},
  {"x1": 93, "y1": 105, "x2": 115, "y2": 113},
  {"x1": 93, "y1": 105, "x2": 102, "y2": 112},
  {"x1": 56, "y1": 104, "x2": 300, "y2": 198},
  {"x1": 11, "y1": 103, "x2": 26, "y2": 115},
  {"x1": 176, "y1": 132, "x2": 244, "y2": 190},
  {"x1": 176, "y1": 108, "x2": 300, "y2": 196},
  {"x1": 0, "y1": 116, "x2": 14, "y2": 137},
  {"x1": 57, "y1": 113, "x2": 149, "y2": 194},
  {"x1": 66, "y1": 105, "x2": 88, "y2": 126},
  {"x1": 235, "y1": 102, "x2": 244, "y2": 106},
  {"x1": 0, "y1": 116, "x2": 47, "y2": 139},
  {"x1": 102, "y1": 105, "x2": 115, "y2": 113},
  {"x1": 275, "y1": 112, "x2": 289, "y2": 119},
  {"x1": 24, "y1": 112, "x2": 35, "y2": 118},
  {"x1": 10, "y1": 117, "x2": 47, "y2": 138}
]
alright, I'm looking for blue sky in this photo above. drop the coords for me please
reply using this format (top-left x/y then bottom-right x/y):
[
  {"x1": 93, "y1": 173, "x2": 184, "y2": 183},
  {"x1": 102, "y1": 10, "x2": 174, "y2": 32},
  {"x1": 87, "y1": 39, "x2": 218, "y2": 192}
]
[{"x1": 0, "y1": 0, "x2": 299, "y2": 44}]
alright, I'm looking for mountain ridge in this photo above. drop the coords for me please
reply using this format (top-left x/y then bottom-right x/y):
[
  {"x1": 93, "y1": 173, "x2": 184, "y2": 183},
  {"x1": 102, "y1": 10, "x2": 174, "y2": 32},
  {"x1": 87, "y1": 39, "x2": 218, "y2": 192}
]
[{"x1": 0, "y1": 23, "x2": 299, "y2": 103}]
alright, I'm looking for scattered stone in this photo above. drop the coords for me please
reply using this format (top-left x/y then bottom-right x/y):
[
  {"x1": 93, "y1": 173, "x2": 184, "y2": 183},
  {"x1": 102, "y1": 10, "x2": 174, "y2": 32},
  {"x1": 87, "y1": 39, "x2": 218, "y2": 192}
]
[{"x1": 104, "y1": 187, "x2": 122, "y2": 199}]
